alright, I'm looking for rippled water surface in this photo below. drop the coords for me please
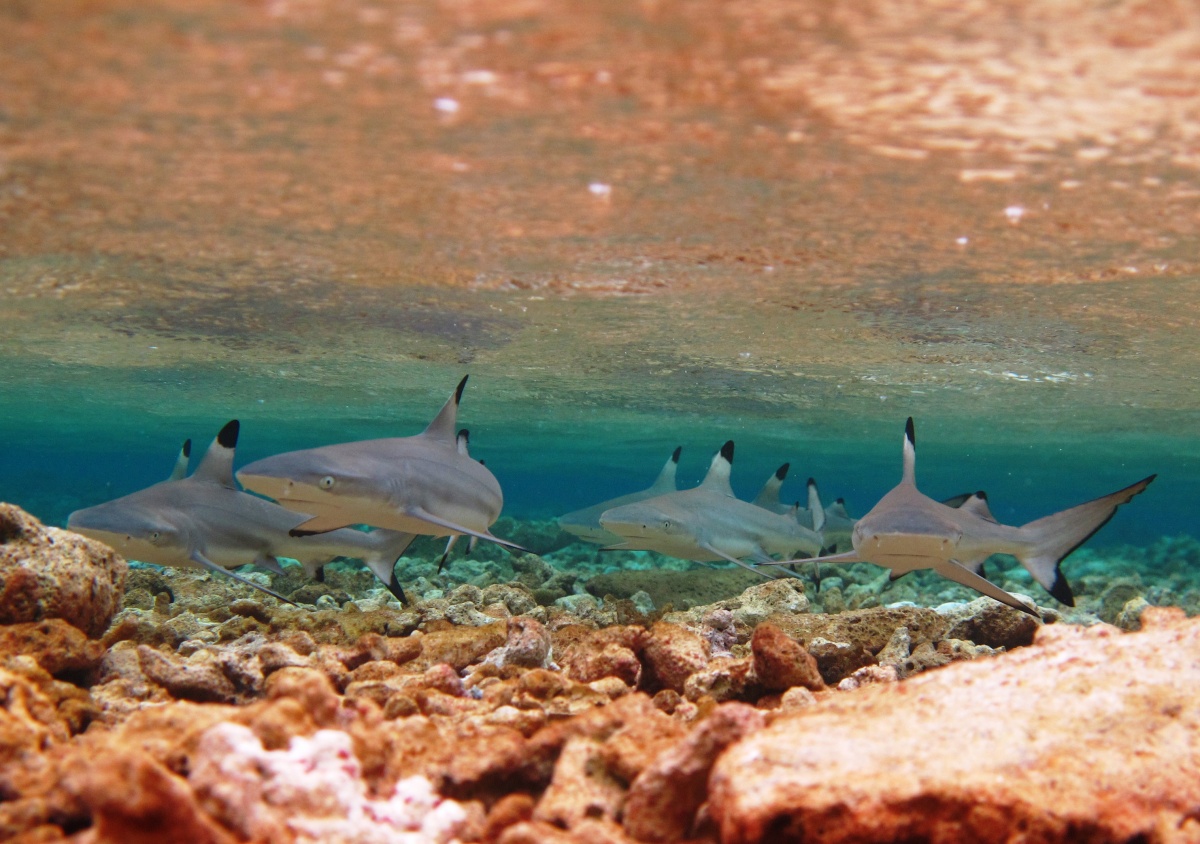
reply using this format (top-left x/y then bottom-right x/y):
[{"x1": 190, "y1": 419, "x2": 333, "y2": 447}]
[{"x1": 1, "y1": 0, "x2": 1197, "y2": 552}]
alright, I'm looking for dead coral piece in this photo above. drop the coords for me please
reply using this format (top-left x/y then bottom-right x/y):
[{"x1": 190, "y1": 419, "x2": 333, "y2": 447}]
[
  {"x1": 0, "y1": 619, "x2": 107, "y2": 681},
  {"x1": 137, "y1": 646, "x2": 238, "y2": 704},
  {"x1": 624, "y1": 702, "x2": 765, "y2": 843},
  {"x1": 533, "y1": 735, "x2": 626, "y2": 829},
  {"x1": 939, "y1": 596, "x2": 1042, "y2": 649},
  {"x1": 710, "y1": 607, "x2": 1200, "y2": 843},
  {"x1": 642, "y1": 622, "x2": 710, "y2": 693},
  {"x1": 750, "y1": 622, "x2": 825, "y2": 692},
  {"x1": 0, "y1": 503, "x2": 127, "y2": 637},
  {"x1": 484, "y1": 616, "x2": 553, "y2": 670}
]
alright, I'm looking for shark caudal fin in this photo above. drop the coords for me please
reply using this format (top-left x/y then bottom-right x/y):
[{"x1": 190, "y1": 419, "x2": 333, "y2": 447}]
[
  {"x1": 752, "y1": 463, "x2": 789, "y2": 510},
  {"x1": 700, "y1": 441, "x2": 736, "y2": 498},
  {"x1": 169, "y1": 440, "x2": 192, "y2": 481},
  {"x1": 1015, "y1": 475, "x2": 1156, "y2": 606},
  {"x1": 649, "y1": 446, "x2": 683, "y2": 494},
  {"x1": 806, "y1": 478, "x2": 826, "y2": 534},
  {"x1": 422, "y1": 376, "x2": 469, "y2": 442},
  {"x1": 192, "y1": 421, "x2": 239, "y2": 488}
]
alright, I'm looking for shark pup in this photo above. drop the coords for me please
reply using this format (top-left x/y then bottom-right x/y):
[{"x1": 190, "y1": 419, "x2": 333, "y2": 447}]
[
  {"x1": 598, "y1": 441, "x2": 824, "y2": 577},
  {"x1": 763, "y1": 418, "x2": 1155, "y2": 615},
  {"x1": 237, "y1": 376, "x2": 524, "y2": 555},
  {"x1": 559, "y1": 446, "x2": 682, "y2": 545},
  {"x1": 68, "y1": 421, "x2": 417, "y2": 604}
]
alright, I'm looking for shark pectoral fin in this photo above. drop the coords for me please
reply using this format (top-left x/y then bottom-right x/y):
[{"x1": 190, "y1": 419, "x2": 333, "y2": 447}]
[
  {"x1": 189, "y1": 550, "x2": 297, "y2": 606},
  {"x1": 437, "y1": 535, "x2": 460, "y2": 573},
  {"x1": 407, "y1": 507, "x2": 531, "y2": 554},
  {"x1": 760, "y1": 549, "x2": 863, "y2": 567},
  {"x1": 289, "y1": 513, "x2": 353, "y2": 537},
  {"x1": 937, "y1": 559, "x2": 1040, "y2": 618},
  {"x1": 698, "y1": 541, "x2": 787, "y2": 581},
  {"x1": 600, "y1": 543, "x2": 631, "y2": 551},
  {"x1": 252, "y1": 554, "x2": 287, "y2": 575}
]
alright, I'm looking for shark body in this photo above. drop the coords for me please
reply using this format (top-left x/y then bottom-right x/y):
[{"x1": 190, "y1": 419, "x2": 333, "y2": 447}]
[
  {"x1": 763, "y1": 418, "x2": 1155, "y2": 615},
  {"x1": 236, "y1": 376, "x2": 523, "y2": 554},
  {"x1": 599, "y1": 441, "x2": 824, "y2": 577},
  {"x1": 67, "y1": 421, "x2": 416, "y2": 604},
  {"x1": 559, "y1": 446, "x2": 682, "y2": 545}
]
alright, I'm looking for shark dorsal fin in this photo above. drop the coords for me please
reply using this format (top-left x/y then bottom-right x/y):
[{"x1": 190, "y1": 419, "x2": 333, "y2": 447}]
[
  {"x1": 456, "y1": 428, "x2": 471, "y2": 457},
  {"x1": 829, "y1": 498, "x2": 851, "y2": 519},
  {"x1": 958, "y1": 491, "x2": 998, "y2": 523},
  {"x1": 752, "y1": 462, "x2": 789, "y2": 509},
  {"x1": 700, "y1": 441, "x2": 735, "y2": 497},
  {"x1": 169, "y1": 439, "x2": 192, "y2": 481},
  {"x1": 807, "y1": 478, "x2": 826, "y2": 533},
  {"x1": 649, "y1": 446, "x2": 682, "y2": 493},
  {"x1": 193, "y1": 421, "x2": 238, "y2": 488},
  {"x1": 422, "y1": 376, "x2": 468, "y2": 442},
  {"x1": 902, "y1": 417, "x2": 917, "y2": 486}
]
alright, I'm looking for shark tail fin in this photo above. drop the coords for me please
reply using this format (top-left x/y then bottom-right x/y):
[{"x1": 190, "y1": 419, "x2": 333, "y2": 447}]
[
  {"x1": 193, "y1": 421, "x2": 239, "y2": 488},
  {"x1": 169, "y1": 439, "x2": 192, "y2": 481},
  {"x1": 423, "y1": 376, "x2": 468, "y2": 442},
  {"x1": 1015, "y1": 475, "x2": 1156, "y2": 606},
  {"x1": 806, "y1": 478, "x2": 825, "y2": 534}
]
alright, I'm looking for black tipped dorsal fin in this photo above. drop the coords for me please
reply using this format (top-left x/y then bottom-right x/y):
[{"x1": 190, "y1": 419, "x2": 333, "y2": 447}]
[
  {"x1": 169, "y1": 439, "x2": 192, "y2": 481},
  {"x1": 902, "y1": 417, "x2": 917, "y2": 486},
  {"x1": 958, "y1": 491, "x2": 999, "y2": 524},
  {"x1": 807, "y1": 478, "x2": 826, "y2": 533},
  {"x1": 423, "y1": 375, "x2": 468, "y2": 442},
  {"x1": 193, "y1": 421, "x2": 238, "y2": 488},
  {"x1": 700, "y1": 441, "x2": 735, "y2": 497},
  {"x1": 650, "y1": 446, "x2": 682, "y2": 493}
]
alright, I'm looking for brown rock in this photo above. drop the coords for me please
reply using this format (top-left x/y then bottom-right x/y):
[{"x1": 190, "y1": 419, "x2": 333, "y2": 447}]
[
  {"x1": 942, "y1": 596, "x2": 1042, "y2": 650},
  {"x1": 750, "y1": 622, "x2": 825, "y2": 692},
  {"x1": 643, "y1": 622, "x2": 710, "y2": 693},
  {"x1": 67, "y1": 749, "x2": 237, "y2": 844},
  {"x1": 0, "y1": 619, "x2": 107, "y2": 680},
  {"x1": 483, "y1": 792, "x2": 536, "y2": 842},
  {"x1": 0, "y1": 504, "x2": 127, "y2": 637},
  {"x1": 624, "y1": 702, "x2": 766, "y2": 842},
  {"x1": 412, "y1": 622, "x2": 507, "y2": 671},
  {"x1": 533, "y1": 735, "x2": 625, "y2": 828},
  {"x1": 682, "y1": 656, "x2": 754, "y2": 702},
  {"x1": 557, "y1": 626, "x2": 645, "y2": 687},
  {"x1": 136, "y1": 646, "x2": 238, "y2": 703},
  {"x1": 710, "y1": 609, "x2": 1200, "y2": 843}
]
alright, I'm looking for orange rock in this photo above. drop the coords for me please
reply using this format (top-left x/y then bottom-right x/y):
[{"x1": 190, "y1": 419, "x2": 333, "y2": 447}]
[
  {"x1": 624, "y1": 702, "x2": 765, "y2": 843},
  {"x1": 750, "y1": 622, "x2": 826, "y2": 692},
  {"x1": 66, "y1": 749, "x2": 237, "y2": 844},
  {"x1": 483, "y1": 792, "x2": 536, "y2": 842},
  {"x1": 643, "y1": 622, "x2": 710, "y2": 693},
  {"x1": 533, "y1": 735, "x2": 625, "y2": 828},
  {"x1": 710, "y1": 609, "x2": 1200, "y2": 843},
  {"x1": 264, "y1": 666, "x2": 340, "y2": 727},
  {"x1": 0, "y1": 504, "x2": 126, "y2": 638},
  {"x1": 412, "y1": 622, "x2": 507, "y2": 671},
  {"x1": 0, "y1": 620, "x2": 107, "y2": 681}
]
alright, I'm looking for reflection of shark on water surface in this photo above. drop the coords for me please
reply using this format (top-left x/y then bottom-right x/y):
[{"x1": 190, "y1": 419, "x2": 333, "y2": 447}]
[
  {"x1": 558, "y1": 446, "x2": 682, "y2": 545},
  {"x1": 599, "y1": 441, "x2": 824, "y2": 578},
  {"x1": 237, "y1": 376, "x2": 525, "y2": 555},
  {"x1": 762, "y1": 418, "x2": 1156, "y2": 616},
  {"x1": 67, "y1": 421, "x2": 417, "y2": 605}
]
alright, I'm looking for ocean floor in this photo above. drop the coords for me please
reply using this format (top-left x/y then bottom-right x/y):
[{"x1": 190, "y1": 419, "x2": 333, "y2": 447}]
[{"x1": 3, "y1": 502, "x2": 1200, "y2": 843}]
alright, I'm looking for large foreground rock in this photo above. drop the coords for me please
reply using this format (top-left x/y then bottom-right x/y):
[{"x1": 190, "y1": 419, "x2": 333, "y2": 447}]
[
  {"x1": 0, "y1": 503, "x2": 127, "y2": 637},
  {"x1": 710, "y1": 607, "x2": 1200, "y2": 844}
]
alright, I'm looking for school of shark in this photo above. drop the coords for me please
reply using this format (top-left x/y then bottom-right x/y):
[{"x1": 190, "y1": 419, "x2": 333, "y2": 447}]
[{"x1": 66, "y1": 376, "x2": 1156, "y2": 614}]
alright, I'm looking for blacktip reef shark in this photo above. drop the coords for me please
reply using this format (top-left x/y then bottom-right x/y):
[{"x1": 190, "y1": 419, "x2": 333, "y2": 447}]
[
  {"x1": 558, "y1": 446, "x2": 682, "y2": 545},
  {"x1": 598, "y1": 441, "x2": 824, "y2": 578},
  {"x1": 761, "y1": 418, "x2": 1155, "y2": 616},
  {"x1": 236, "y1": 376, "x2": 526, "y2": 556},
  {"x1": 67, "y1": 421, "x2": 418, "y2": 605}
]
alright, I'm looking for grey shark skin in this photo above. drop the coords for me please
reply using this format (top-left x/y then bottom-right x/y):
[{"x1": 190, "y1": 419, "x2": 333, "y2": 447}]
[
  {"x1": 598, "y1": 441, "x2": 824, "y2": 578},
  {"x1": 558, "y1": 446, "x2": 682, "y2": 545},
  {"x1": 763, "y1": 418, "x2": 1155, "y2": 616},
  {"x1": 67, "y1": 421, "x2": 417, "y2": 605},
  {"x1": 236, "y1": 376, "x2": 524, "y2": 554}
]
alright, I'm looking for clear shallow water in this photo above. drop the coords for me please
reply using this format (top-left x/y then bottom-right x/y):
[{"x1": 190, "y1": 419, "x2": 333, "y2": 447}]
[{"x1": 1, "y1": 0, "x2": 1197, "y2": 570}]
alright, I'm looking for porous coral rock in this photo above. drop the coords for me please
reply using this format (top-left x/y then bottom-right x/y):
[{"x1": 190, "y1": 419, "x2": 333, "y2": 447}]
[
  {"x1": 642, "y1": 622, "x2": 710, "y2": 693},
  {"x1": 533, "y1": 735, "x2": 626, "y2": 829},
  {"x1": 410, "y1": 621, "x2": 506, "y2": 671},
  {"x1": 0, "y1": 503, "x2": 127, "y2": 637},
  {"x1": 709, "y1": 606, "x2": 1200, "y2": 843},
  {"x1": 682, "y1": 656, "x2": 754, "y2": 703},
  {"x1": 805, "y1": 637, "x2": 875, "y2": 685},
  {"x1": 190, "y1": 722, "x2": 469, "y2": 843},
  {"x1": 938, "y1": 595, "x2": 1042, "y2": 649},
  {"x1": 750, "y1": 622, "x2": 825, "y2": 692},
  {"x1": 0, "y1": 619, "x2": 106, "y2": 681},
  {"x1": 136, "y1": 645, "x2": 238, "y2": 704},
  {"x1": 482, "y1": 616, "x2": 554, "y2": 670},
  {"x1": 624, "y1": 702, "x2": 766, "y2": 843}
]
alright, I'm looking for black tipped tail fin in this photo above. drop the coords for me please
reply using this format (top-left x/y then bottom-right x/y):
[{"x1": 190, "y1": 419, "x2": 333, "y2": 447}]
[{"x1": 1016, "y1": 474, "x2": 1155, "y2": 607}]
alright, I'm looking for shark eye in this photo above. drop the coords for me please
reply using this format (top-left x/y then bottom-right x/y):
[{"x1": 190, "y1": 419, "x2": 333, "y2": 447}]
[
  {"x1": 319, "y1": 476, "x2": 336, "y2": 490},
  {"x1": 662, "y1": 519, "x2": 672, "y2": 529},
  {"x1": 150, "y1": 531, "x2": 161, "y2": 541}
]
